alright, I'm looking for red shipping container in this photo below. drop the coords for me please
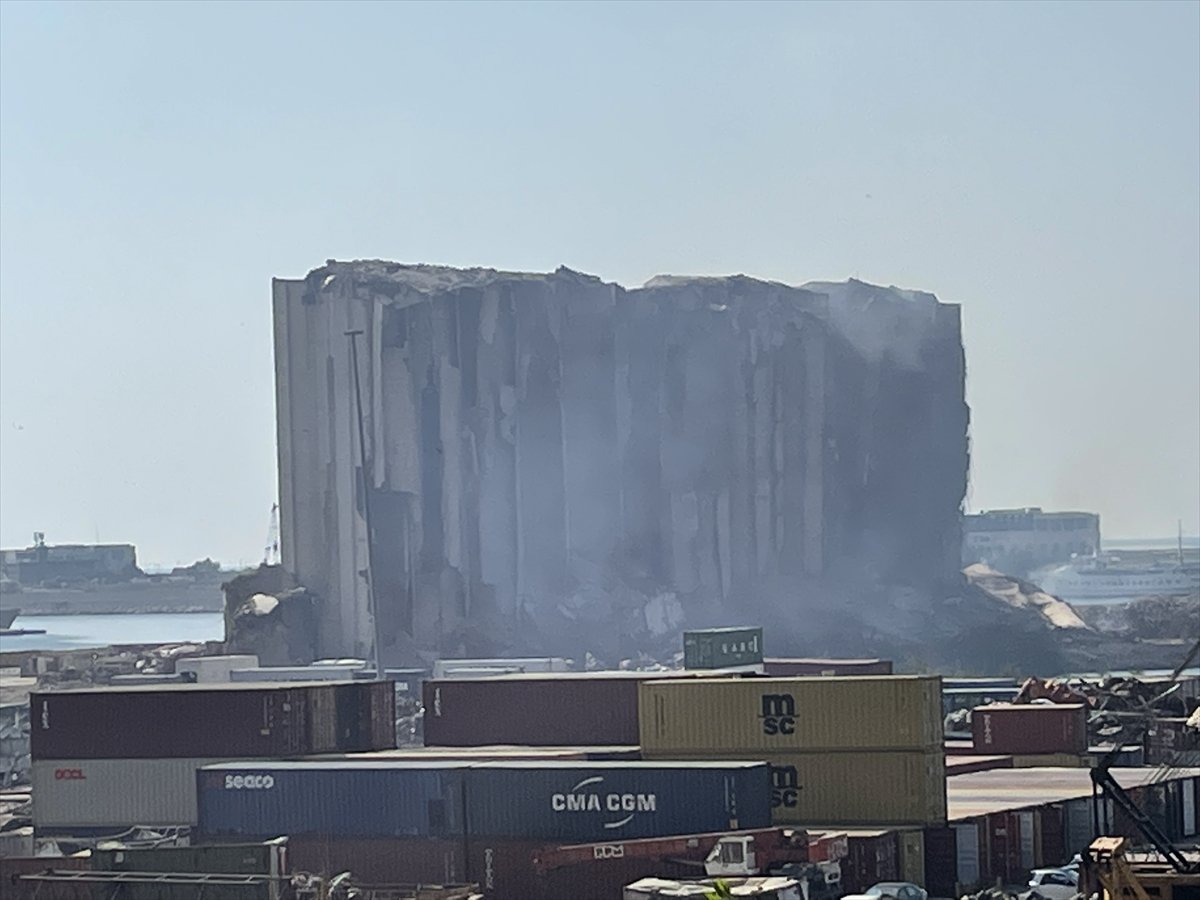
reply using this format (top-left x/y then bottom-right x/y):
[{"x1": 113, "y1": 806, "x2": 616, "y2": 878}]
[
  {"x1": 466, "y1": 837, "x2": 698, "y2": 900},
  {"x1": 425, "y1": 673, "x2": 672, "y2": 747},
  {"x1": 971, "y1": 704, "x2": 1087, "y2": 754},
  {"x1": 287, "y1": 835, "x2": 467, "y2": 884}
]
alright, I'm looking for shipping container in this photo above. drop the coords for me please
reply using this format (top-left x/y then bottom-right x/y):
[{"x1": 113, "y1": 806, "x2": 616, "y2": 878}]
[
  {"x1": 197, "y1": 761, "x2": 469, "y2": 839},
  {"x1": 763, "y1": 658, "x2": 893, "y2": 677},
  {"x1": 733, "y1": 751, "x2": 945, "y2": 826},
  {"x1": 952, "y1": 821, "x2": 981, "y2": 889},
  {"x1": 1009, "y1": 753, "x2": 1087, "y2": 768},
  {"x1": 971, "y1": 703, "x2": 1087, "y2": 754},
  {"x1": 639, "y1": 676, "x2": 942, "y2": 754},
  {"x1": 90, "y1": 839, "x2": 288, "y2": 900},
  {"x1": 1, "y1": 855, "x2": 91, "y2": 900},
  {"x1": 433, "y1": 658, "x2": 572, "y2": 679},
  {"x1": 683, "y1": 628, "x2": 763, "y2": 671},
  {"x1": 897, "y1": 829, "x2": 925, "y2": 886},
  {"x1": 284, "y1": 835, "x2": 465, "y2": 884},
  {"x1": 942, "y1": 685, "x2": 1020, "y2": 715},
  {"x1": 1147, "y1": 717, "x2": 1200, "y2": 760},
  {"x1": 176, "y1": 655, "x2": 259, "y2": 683},
  {"x1": 30, "y1": 681, "x2": 395, "y2": 760},
  {"x1": 316, "y1": 745, "x2": 640, "y2": 762},
  {"x1": 1039, "y1": 803, "x2": 1066, "y2": 867},
  {"x1": 831, "y1": 829, "x2": 898, "y2": 892},
  {"x1": 464, "y1": 761, "x2": 772, "y2": 842},
  {"x1": 229, "y1": 666, "x2": 362, "y2": 682},
  {"x1": 425, "y1": 672, "x2": 667, "y2": 747},
  {"x1": 465, "y1": 837, "x2": 702, "y2": 900},
  {"x1": 32, "y1": 757, "x2": 229, "y2": 830},
  {"x1": 945, "y1": 755, "x2": 1013, "y2": 776}
]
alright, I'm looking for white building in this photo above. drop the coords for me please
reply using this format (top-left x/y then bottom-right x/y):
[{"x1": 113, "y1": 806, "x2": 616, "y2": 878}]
[{"x1": 963, "y1": 508, "x2": 1100, "y2": 576}]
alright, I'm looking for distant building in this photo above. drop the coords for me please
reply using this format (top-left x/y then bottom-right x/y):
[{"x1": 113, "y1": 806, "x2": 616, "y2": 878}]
[
  {"x1": 0, "y1": 533, "x2": 140, "y2": 586},
  {"x1": 962, "y1": 508, "x2": 1100, "y2": 576}
]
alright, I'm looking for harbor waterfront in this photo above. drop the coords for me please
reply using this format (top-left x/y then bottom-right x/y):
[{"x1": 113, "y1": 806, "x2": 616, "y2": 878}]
[{"x1": 0, "y1": 612, "x2": 225, "y2": 651}]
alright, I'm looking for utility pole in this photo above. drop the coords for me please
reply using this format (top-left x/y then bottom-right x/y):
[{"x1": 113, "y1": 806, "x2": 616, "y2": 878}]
[{"x1": 346, "y1": 329, "x2": 385, "y2": 682}]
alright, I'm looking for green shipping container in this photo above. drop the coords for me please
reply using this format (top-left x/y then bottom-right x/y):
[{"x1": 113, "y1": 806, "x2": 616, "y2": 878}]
[
  {"x1": 683, "y1": 627, "x2": 764, "y2": 670},
  {"x1": 90, "y1": 838, "x2": 287, "y2": 900}
]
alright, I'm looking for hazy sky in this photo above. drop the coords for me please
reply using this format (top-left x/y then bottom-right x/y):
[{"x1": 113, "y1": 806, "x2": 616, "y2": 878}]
[{"x1": 1, "y1": 1, "x2": 1197, "y2": 568}]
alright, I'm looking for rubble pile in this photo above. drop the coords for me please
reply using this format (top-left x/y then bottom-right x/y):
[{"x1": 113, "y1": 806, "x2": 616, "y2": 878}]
[
  {"x1": 222, "y1": 565, "x2": 318, "y2": 665},
  {"x1": 275, "y1": 262, "x2": 969, "y2": 665}
]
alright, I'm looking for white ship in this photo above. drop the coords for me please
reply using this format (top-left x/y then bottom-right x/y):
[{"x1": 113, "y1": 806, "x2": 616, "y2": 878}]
[{"x1": 1035, "y1": 557, "x2": 1200, "y2": 601}]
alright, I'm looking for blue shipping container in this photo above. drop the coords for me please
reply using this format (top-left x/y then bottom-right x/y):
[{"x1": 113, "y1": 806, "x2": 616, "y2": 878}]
[
  {"x1": 465, "y1": 761, "x2": 772, "y2": 842},
  {"x1": 197, "y1": 761, "x2": 468, "y2": 838}
]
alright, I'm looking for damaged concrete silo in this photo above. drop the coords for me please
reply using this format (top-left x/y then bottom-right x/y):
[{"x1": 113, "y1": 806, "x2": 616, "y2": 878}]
[{"x1": 272, "y1": 262, "x2": 969, "y2": 665}]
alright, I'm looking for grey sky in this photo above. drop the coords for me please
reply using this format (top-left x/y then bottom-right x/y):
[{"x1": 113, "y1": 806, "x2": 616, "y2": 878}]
[{"x1": 1, "y1": 1, "x2": 1197, "y2": 568}]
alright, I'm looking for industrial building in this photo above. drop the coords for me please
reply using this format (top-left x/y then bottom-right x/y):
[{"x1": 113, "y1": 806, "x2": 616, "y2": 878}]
[
  {"x1": 963, "y1": 507, "x2": 1101, "y2": 575},
  {"x1": 272, "y1": 262, "x2": 969, "y2": 663}
]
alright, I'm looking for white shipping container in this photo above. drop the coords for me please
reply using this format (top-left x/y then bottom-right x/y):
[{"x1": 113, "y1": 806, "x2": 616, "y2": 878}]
[
  {"x1": 176, "y1": 655, "x2": 259, "y2": 684},
  {"x1": 229, "y1": 665, "x2": 360, "y2": 682},
  {"x1": 32, "y1": 758, "x2": 228, "y2": 829},
  {"x1": 432, "y1": 658, "x2": 571, "y2": 679},
  {"x1": 954, "y1": 821, "x2": 980, "y2": 886}
]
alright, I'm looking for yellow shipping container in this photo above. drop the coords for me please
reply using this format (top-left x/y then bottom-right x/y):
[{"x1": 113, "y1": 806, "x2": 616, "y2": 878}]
[
  {"x1": 645, "y1": 749, "x2": 947, "y2": 826},
  {"x1": 638, "y1": 675, "x2": 943, "y2": 753}
]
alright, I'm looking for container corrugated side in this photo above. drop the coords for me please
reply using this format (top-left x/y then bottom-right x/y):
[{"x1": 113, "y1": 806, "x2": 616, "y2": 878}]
[
  {"x1": 464, "y1": 761, "x2": 772, "y2": 842},
  {"x1": 31, "y1": 681, "x2": 394, "y2": 760},
  {"x1": 31, "y1": 684, "x2": 317, "y2": 759},
  {"x1": 639, "y1": 676, "x2": 943, "y2": 753},
  {"x1": 32, "y1": 757, "x2": 227, "y2": 828},
  {"x1": 423, "y1": 674, "x2": 648, "y2": 746},
  {"x1": 971, "y1": 703, "x2": 1087, "y2": 754},
  {"x1": 757, "y1": 751, "x2": 945, "y2": 826},
  {"x1": 0, "y1": 855, "x2": 91, "y2": 900},
  {"x1": 196, "y1": 761, "x2": 468, "y2": 838},
  {"x1": 283, "y1": 836, "x2": 465, "y2": 884},
  {"x1": 763, "y1": 658, "x2": 894, "y2": 676}
]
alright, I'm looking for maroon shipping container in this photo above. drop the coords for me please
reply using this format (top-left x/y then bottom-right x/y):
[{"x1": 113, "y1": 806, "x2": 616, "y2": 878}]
[
  {"x1": 1040, "y1": 804, "x2": 1066, "y2": 867},
  {"x1": 922, "y1": 827, "x2": 957, "y2": 897},
  {"x1": 424, "y1": 673, "x2": 679, "y2": 747},
  {"x1": 287, "y1": 836, "x2": 467, "y2": 884},
  {"x1": 836, "y1": 830, "x2": 899, "y2": 892},
  {"x1": 1, "y1": 855, "x2": 91, "y2": 900},
  {"x1": 971, "y1": 703, "x2": 1087, "y2": 754},
  {"x1": 465, "y1": 837, "x2": 698, "y2": 900},
  {"x1": 985, "y1": 812, "x2": 1022, "y2": 883},
  {"x1": 31, "y1": 681, "x2": 395, "y2": 760},
  {"x1": 763, "y1": 658, "x2": 894, "y2": 677}
]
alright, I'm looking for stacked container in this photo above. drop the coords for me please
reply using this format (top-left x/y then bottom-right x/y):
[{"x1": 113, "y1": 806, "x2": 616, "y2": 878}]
[
  {"x1": 970, "y1": 703, "x2": 1088, "y2": 755},
  {"x1": 638, "y1": 675, "x2": 946, "y2": 826},
  {"x1": 195, "y1": 759, "x2": 773, "y2": 895},
  {"x1": 424, "y1": 671, "x2": 682, "y2": 746},
  {"x1": 30, "y1": 681, "x2": 395, "y2": 833}
]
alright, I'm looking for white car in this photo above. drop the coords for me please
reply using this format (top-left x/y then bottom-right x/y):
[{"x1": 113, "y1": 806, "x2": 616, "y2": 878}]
[
  {"x1": 1025, "y1": 867, "x2": 1079, "y2": 900},
  {"x1": 842, "y1": 884, "x2": 928, "y2": 900}
]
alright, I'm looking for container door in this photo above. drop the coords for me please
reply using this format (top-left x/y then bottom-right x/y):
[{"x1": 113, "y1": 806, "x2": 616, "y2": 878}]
[
  {"x1": 954, "y1": 822, "x2": 980, "y2": 887},
  {"x1": 1184, "y1": 777, "x2": 1197, "y2": 836},
  {"x1": 1018, "y1": 811, "x2": 1036, "y2": 869},
  {"x1": 898, "y1": 830, "x2": 924, "y2": 886},
  {"x1": 922, "y1": 827, "x2": 956, "y2": 896},
  {"x1": 1039, "y1": 804, "x2": 1065, "y2": 867}
]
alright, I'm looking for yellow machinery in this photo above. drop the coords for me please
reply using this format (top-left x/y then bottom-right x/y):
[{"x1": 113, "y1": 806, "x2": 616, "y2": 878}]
[{"x1": 1087, "y1": 836, "x2": 1200, "y2": 900}]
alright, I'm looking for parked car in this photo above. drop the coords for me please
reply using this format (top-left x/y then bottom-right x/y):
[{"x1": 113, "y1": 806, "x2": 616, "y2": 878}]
[
  {"x1": 842, "y1": 884, "x2": 928, "y2": 900},
  {"x1": 1025, "y1": 867, "x2": 1079, "y2": 900}
]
